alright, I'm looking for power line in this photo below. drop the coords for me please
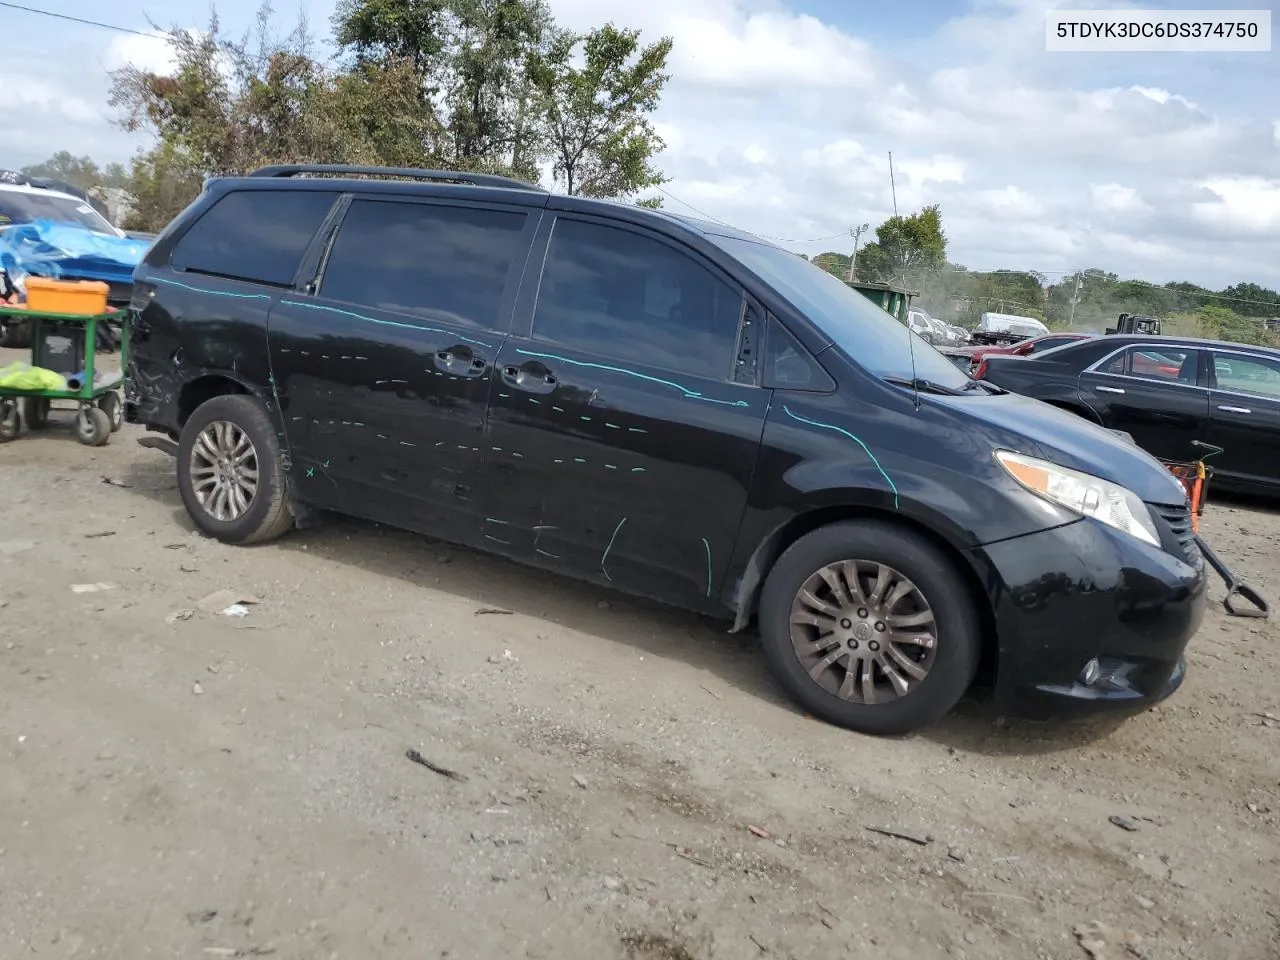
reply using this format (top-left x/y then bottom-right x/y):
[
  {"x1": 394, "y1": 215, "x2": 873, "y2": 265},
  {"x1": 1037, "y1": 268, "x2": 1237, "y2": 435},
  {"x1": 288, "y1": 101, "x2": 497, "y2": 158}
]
[
  {"x1": 0, "y1": 1, "x2": 161, "y2": 38},
  {"x1": 654, "y1": 186, "x2": 850, "y2": 244}
]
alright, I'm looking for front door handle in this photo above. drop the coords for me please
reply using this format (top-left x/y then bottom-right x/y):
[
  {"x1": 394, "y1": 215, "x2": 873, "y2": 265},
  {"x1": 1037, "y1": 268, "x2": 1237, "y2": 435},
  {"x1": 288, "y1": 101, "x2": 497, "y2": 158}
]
[
  {"x1": 501, "y1": 363, "x2": 558, "y2": 394},
  {"x1": 1096, "y1": 385, "x2": 1125, "y2": 394},
  {"x1": 434, "y1": 345, "x2": 486, "y2": 378},
  {"x1": 1217, "y1": 405, "x2": 1251, "y2": 414}
]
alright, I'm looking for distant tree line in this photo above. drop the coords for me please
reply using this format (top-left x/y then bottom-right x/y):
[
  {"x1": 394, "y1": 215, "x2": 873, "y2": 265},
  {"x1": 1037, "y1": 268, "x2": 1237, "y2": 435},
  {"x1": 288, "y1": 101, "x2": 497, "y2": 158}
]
[{"x1": 809, "y1": 206, "x2": 1279, "y2": 348}]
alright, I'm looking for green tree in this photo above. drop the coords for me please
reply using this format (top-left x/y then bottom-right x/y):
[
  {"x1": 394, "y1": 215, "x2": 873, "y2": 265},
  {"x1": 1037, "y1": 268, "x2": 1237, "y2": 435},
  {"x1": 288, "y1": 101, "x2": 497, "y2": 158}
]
[
  {"x1": 333, "y1": 0, "x2": 554, "y2": 180},
  {"x1": 20, "y1": 151, "x2": 103, "y2": 190},
  {"x1": 855, "y1": 205, "x2": 947, "y2": 289},
  {"x1": 1193, "y1": 304, "x2": 1270, "y2": 345},
  {"x1": 120, "y1": 141, "x2": 207, "y2": 232},
  {"x1": 333, "y1": 0, "x2": 450, "y2": 75},
  {"x1": 811, "y1": 251, "x2": 849, "y2": 278},
  {"x1": 1219, "y1": 282, "x2": 1280, "y2": 318},
  {"x1": 527, "y1": 23, "x2": 672, "y2": 197}
]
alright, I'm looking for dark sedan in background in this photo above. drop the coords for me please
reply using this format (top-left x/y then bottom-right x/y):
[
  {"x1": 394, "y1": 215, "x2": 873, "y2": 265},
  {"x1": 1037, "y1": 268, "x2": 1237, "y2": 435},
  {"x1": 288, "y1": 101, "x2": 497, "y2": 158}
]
[{"x1": 978, "y1": 334, "x2": 1280, "y2": 494}]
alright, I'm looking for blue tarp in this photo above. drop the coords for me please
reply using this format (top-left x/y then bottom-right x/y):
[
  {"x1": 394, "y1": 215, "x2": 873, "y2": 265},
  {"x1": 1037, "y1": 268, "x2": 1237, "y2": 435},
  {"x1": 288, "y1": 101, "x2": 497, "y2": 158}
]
[{"x1": 0, "y1": 219, "x2": 148, "y2": 290}]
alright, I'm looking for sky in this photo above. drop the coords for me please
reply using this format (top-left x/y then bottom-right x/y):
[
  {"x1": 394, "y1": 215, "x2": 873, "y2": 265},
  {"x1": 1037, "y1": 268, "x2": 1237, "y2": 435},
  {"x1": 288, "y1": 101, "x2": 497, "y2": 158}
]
[{"x1": 1, "y1": 0, "x2": 1277, "y2": 291}]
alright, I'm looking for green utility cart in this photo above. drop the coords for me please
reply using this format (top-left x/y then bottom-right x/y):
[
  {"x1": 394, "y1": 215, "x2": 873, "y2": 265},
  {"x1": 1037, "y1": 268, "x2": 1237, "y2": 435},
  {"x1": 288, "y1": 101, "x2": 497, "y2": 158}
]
[{"x1": 0, "y1": 306, "x2": 128, "y2": 446}]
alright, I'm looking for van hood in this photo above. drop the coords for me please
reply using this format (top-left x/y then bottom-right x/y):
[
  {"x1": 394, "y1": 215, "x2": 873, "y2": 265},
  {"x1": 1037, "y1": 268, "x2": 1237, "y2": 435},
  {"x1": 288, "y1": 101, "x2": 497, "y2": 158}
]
[{"x1": 935, "y1": 391, "x2": 1189, "y2": 505}]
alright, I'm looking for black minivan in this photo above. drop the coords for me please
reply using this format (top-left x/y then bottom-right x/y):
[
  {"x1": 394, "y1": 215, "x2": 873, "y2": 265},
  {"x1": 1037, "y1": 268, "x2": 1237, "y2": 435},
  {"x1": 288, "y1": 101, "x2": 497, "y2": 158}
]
[{"x1": 125, "y1": 165, "x2": 1206, "y2": 735}]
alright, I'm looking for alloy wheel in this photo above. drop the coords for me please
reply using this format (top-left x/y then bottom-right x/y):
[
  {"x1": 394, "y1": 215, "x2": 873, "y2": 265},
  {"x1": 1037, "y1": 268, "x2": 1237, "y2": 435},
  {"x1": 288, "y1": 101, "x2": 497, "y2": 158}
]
[
  {"x1": 788, "y1": 560, "x2": 938, "y2": 704},
  {"x1": 189, "y1": 420, "x2": 260, "y2": 522}
]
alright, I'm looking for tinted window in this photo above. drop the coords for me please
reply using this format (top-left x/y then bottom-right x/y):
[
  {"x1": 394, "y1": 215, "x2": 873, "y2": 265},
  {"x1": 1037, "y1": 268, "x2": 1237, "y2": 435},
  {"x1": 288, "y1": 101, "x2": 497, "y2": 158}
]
[
  {"x1": 172, "y1": 189, "x2": 337, "y2": 286},
  {"x1": 1029, "y1": 337, "x2": 1071, "y2": 353},
  {"x1": 1214, "y1": 353, "x2": 1280, "y2": 398},
  {"x1": 321, "y1": 200, "x2": 527, "y2": 330},
  {"x1": 711, "y1": 235, "x2": 968, "y2": 386},
  {"x1": 765, "y1": 319, "x2": 829, "y2": 389},
  {"x1": 532, "y1": 219, "x2": 742, "y2": 379},
  {"x1": 1102, "y1": 346, "x2": 1197, "y2": 383}
]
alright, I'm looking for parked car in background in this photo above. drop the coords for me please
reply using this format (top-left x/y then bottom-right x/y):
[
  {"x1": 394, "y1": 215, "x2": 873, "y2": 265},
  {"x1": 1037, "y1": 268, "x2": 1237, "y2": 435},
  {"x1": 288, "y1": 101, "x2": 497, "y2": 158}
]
[
  {"x1": 907, "y1": 308, "x2": 964, "y2": 347},
  {"x1": 0, "y1": 172, "x2": 144, "y2": 347},
  {"x1": 978, "y1": 334, "x2": 1280, "y2": 494},
  {"x1": 945, "y1": 332, "x2": 1094, "y2": 375},
  {"x1": 906, "y1": 309, "x2": 937, "y2": 343},
  {"x1": 127, "y1": 164, "x2": 1205, "y2": 736}
]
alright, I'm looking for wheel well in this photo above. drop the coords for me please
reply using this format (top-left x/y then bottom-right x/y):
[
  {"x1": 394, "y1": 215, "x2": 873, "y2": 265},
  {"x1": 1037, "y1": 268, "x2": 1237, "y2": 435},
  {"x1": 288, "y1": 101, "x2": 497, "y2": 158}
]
[
  {"x1": 1042, "y1": 398, "x2": 1100, "y2": 423},
  {"x1": 735, "y1": 506, "x2": 999, "y2": 680},
  {"x1": 178, "y1": 375, "x2": 246, "y2": 426}
]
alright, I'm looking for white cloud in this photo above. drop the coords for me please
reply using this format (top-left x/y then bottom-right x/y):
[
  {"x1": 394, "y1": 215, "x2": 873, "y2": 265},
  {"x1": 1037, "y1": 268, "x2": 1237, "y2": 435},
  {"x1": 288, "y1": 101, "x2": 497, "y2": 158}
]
[
  {"x1": 1192, "y1": 178, "x2": 1280, "y2": 235},
  {"x1": 2, "y1": 0, "x2": 1277, "y2": 290},
  {"x1": 103, "y1": 30, "x2": 179, "y2": 76},
  {"x1": 1090, "y1": 184, "x2": 1149, "y2": 215},
  {"x1": 668, "y1": 11, "x2": 876, "y2": 89}
]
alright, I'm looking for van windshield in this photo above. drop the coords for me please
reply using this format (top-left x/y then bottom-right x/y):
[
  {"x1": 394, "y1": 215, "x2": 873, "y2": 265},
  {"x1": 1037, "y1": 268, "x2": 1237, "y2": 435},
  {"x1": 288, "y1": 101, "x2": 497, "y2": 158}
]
[
  {"x1": 0, "y1": 190, "x2": 117, "y2": 234},
  {"x1": 714, "y1": 235, "x2": 970, "y2": 388}
]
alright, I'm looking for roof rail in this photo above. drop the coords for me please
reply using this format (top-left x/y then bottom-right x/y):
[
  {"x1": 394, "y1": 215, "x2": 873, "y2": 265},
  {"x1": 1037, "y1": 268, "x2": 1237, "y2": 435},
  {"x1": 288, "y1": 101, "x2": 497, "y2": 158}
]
[{"x1": 248, "y1": 164, "x2": 546, "y2": 192}]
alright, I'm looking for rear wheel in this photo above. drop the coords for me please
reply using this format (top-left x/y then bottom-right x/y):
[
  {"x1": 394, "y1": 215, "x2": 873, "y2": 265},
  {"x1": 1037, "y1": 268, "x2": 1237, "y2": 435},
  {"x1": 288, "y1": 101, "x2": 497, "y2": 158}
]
[
  {"x1": 0, "y1": 400, "x2": 18, "y2": 442},
  {"x1": 759, "y1": 520, "x2": 980, "y2": 736},
  {"x1": 176, "y1": 393, "x2": 293, "y2": 545},
  {"x1": 22, "y1": 397, "x2": 50, "y2": 429},
  {"x1": 98, "y1": 391, "x2": 122, "y2": 432}
]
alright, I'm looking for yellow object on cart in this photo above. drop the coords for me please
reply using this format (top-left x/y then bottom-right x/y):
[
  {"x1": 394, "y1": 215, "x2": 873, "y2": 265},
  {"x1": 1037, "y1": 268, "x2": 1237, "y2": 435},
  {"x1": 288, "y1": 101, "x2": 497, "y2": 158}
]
[{"x1": 0, "y1": 362, "x2": 67, "y2": 392}]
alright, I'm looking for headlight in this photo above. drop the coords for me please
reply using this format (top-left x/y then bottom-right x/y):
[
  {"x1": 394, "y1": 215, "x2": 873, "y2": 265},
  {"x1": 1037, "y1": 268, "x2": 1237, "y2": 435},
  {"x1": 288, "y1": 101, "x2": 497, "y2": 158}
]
[{"x1": 995, "y1": 450, "x2": 1160, "y2": 547}]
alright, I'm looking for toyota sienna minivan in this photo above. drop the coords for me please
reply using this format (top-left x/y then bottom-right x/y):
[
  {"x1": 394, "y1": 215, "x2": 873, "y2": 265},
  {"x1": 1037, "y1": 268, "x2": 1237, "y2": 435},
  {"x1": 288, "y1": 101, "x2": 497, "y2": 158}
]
[{"x1": 125, "y1": 164, "x2": 1205, "y2": 735}]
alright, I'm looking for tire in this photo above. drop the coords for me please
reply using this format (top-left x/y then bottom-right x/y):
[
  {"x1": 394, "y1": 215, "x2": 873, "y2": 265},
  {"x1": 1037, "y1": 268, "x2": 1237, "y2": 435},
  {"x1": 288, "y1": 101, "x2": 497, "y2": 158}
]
[
  {"x1": 0, "y1": 400, "x2": 18, "y2": 442},
  {"x1": 22, "y1": 397, "x2": 50, "y2": 429},
  {"x1": 98, "y1": 391, "x2": 122, "y2": 432},
  {"x1": 758, "y1": 520, "x2": 981, "y2": 736},
  {"x1": 176, "y1": 393, "x2": 293, "y2": 545},
  {"x1": 75, "y1": 406, "x2": 111, "y2": 446},
  {"x1": 0, "y1": 320, "x2": 30, "y2": 349}
]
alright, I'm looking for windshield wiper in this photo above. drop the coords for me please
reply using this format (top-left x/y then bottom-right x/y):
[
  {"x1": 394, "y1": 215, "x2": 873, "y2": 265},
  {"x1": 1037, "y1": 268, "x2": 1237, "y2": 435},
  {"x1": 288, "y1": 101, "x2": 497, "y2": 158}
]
[
  {"x1": 884, "y1": 376, "x2": 964, "y2": 396},
  {"x1": 962, "y1": 378, "x2": 1006, "y2": 394}
]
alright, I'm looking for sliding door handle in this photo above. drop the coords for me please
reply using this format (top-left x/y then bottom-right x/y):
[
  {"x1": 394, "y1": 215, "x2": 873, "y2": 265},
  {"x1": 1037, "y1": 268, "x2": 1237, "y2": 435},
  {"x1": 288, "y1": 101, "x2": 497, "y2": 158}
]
[
  {"x1": 1217, "y1": 405, "x2": 1251, "y2": 414},
  {"x1": 1096, "y1": 385, "x2": 1125, "y2": 394}
]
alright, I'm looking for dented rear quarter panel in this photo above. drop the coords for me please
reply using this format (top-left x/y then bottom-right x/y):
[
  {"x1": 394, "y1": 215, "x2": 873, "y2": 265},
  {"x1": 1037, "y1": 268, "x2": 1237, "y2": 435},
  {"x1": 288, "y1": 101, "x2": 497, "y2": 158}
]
[{"x1": 126, "y1": 268, "x2": 281, "y2": 436}]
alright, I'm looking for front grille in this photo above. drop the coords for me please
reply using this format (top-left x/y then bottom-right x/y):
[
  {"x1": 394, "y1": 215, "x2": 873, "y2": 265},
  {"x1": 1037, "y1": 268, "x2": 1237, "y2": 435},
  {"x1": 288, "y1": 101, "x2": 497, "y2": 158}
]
[{"x1": 1151, "y1": 502, "x2": 1199, "y2": 566}]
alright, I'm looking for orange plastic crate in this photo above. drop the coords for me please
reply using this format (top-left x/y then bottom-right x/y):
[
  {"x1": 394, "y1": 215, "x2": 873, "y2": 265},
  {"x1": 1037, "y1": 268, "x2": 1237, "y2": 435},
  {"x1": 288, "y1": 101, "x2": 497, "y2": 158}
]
[{"x1": 24, "y1": 277, "x2": 110, "y2": 316}]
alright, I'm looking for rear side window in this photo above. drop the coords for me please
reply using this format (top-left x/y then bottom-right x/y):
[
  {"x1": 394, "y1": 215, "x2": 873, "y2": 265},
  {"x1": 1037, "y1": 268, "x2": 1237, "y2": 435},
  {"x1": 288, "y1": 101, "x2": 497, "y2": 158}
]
[
  {"x1": 1101, "y1": 346, "x2": 1198, "y2": 383},
  {"x1": 171, "y1": 190, "x2": 338, "y2": 286},
  {"x1": 320, "y1": 199, "x2": 528, "y2": 330},
  {"x1": 532, "y1": 218, "x2": 742, "y2": 379}
]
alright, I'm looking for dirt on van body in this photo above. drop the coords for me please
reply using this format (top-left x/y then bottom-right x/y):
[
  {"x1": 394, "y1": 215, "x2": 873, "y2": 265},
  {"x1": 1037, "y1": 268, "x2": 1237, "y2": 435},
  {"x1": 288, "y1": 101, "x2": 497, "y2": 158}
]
[{"x1": 2, "y1": 362, "x2": 1279, "y2": 959}]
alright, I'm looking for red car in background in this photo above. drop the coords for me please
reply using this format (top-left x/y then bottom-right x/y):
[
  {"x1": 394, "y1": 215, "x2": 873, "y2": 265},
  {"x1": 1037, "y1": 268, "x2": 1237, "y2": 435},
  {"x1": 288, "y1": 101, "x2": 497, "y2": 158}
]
[{"x1": 940, "y1": 333, "x2": 1092, "y2": 378}]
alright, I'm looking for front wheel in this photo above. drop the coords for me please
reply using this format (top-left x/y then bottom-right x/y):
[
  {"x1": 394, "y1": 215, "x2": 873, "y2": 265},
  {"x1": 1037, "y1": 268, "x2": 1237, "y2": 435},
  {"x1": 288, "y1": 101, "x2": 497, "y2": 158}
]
[
  {"x1": 758, "y1": 520, "x2": 981, "y2": 736},
  {"x1": 176, "y1": 393, "x2": 294, "y2": 545},
  {"x1": 75, "y1": 406, "x2": 111, "y2": 446}
]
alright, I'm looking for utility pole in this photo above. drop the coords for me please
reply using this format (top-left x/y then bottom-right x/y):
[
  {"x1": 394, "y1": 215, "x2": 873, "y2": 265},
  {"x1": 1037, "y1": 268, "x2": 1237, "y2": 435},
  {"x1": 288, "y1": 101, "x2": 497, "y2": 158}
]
[
  {"x1": 1068, "y1": 272, "x2": 1083, "y2": 326},
  {"x1": 888, "y1": 151, "x2": 898, "y2": 216},
  {"x1": 847, "y1": 222, "x2": 869, "y2": 282}
]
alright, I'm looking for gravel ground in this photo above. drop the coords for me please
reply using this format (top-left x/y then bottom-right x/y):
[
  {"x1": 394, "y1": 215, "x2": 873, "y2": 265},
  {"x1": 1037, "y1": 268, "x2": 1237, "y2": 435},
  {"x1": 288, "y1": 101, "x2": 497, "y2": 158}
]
[{"x1": 2, "y1": 365, "x2": 1278, "y2": 960}]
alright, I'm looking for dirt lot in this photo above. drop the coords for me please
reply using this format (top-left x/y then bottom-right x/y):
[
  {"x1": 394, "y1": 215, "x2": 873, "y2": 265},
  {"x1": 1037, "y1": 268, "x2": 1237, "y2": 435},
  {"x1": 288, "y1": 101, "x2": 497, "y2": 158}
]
[{"x1": 2, "y1": 366, "x2": 1279, "y2": 959}]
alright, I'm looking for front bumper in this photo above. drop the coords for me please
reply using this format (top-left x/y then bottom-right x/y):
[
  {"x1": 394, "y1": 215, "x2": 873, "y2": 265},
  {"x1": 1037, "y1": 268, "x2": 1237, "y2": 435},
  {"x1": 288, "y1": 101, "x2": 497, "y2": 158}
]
[{"x1": 970, "y1": 515, "x2": 1206, "y2": 721}]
